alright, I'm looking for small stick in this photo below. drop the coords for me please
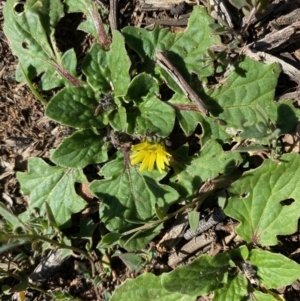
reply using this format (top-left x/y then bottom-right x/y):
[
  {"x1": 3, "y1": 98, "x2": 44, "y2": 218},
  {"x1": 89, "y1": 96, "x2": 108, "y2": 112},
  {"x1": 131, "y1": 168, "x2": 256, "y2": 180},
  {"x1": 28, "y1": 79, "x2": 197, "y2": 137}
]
[
  {"x1": 109, "y1": 0, "x2": 118, "y2": 31},
  {"x1": 156, "y1": 50, "x2": 209, "y2": 116}
]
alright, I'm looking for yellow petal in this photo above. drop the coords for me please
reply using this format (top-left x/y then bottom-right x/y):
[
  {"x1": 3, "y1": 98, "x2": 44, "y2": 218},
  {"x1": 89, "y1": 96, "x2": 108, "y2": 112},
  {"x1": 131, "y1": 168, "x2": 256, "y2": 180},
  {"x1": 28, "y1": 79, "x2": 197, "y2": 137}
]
[
  {"x1": 131, "y1": 150, "x2": 147, "y2": 165},
  {"x1": 156, "y1": 154, "x2": 164, "y2": 173},
  {"x1": 131, "y1": 141, "x2": 150, "y2": 151},
  {"x1": 140, "y1": 153, "x2": 151, "y2": 171},
  {"x1": 130, "y1": 141, "x2": 172, "y2": 173},
  {"x1": 148, "y1": 151, "x2": 156, "y2": 172},
  {"x1": 162, "y1": 153, "x2": 170, "y2": 166}
]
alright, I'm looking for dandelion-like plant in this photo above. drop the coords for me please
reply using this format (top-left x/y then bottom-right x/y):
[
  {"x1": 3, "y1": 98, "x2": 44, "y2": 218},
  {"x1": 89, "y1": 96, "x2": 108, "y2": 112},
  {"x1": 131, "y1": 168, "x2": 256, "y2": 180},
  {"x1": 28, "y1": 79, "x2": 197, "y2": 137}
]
[{"x1": 130, "y1": 141, "x2": 171, "y2": 173}]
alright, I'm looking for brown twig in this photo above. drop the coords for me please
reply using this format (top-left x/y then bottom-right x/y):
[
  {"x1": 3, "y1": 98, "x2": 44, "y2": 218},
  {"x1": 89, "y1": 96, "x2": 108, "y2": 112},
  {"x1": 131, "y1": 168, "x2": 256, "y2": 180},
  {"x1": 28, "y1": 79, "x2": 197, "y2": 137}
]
[
  {"x1": 109, "y1": 0, "x2": 118, "y2": 31},
  {"x1": 156, "y1": 50, "x2": 209, "y2": 116}
]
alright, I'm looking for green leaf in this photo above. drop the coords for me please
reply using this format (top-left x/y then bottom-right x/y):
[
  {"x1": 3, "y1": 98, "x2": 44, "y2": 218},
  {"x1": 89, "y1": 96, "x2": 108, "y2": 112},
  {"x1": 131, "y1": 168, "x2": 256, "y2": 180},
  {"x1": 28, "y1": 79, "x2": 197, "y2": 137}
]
[
  {"x1": 3, "y1": 0, "x2": 58, "y2": 76},
  {"x1": 61, "y1": 49, "x2": 78, "y2": 78},
  {"x1": 228, "y1": 0, "x2": 248, "y2": 9},
  {"x1": 4, "y1": 0, "x2": 64, "y2": 50},
  {"x1": 188, "y1": 211, "x2": 199, "y2": 233},
  {"x1": 109, "y1": 31, "x2": 131, "y2": 96},
  {"x1": 200, "y1": 58, "x2": 299, "y2": 143},
  {"x1": 78, "y1": 218, "x2": 98, "y2": 241},
  {"x1": 11, "y1": 282, "x2": 28, "y2": 293},
  {"x1": 17, "y1": 158, "x2": 87, "y2": 227},
  {"x1": 267, "y1": 99, "x2": 300, "y2": 134},
  {"x1": 239, "y1": 120, "x2": 273, "y2": 144},
  {"x1": 161, "y1": 252, "x2": 232, "y2": 296},
  {"x1": 97, "y1": 233, "x2": 121, "y2": 249},
  {"x1": 169, "y1": 140, "x2": 242, "y2": 200},
  {"x1": 45, "y1": 86, "x2": 108, "y2": 128},
  {"x1": 249, "y1": 249, "x2": 300, "y2": 289},
  {"x1": 19, "y1": 63, "x2": 47, "y2": 105},
  {"x1": 252, "y1": 291, "x2": 282, "y2": 301},
  {"x1": 155, "y1": 204, "x2": 167, "y2": 220},
  {"x1": 212, "y1": 274, "x2": 248, "y2": 301},
  {"x1": 122, "y1": 6, "x2": 220, "y2": 78},
  {"x1": 82, "y1": 31, "x2": 131, "y2": 97},
  {"x1": 25, "y1": 0, "x2": 63, "y2": 34},
  {"x1": 126, "y1": 73, "x2": 159, "y2": 101},
  {"x1": 225, "y1": 153, "x2": 300, "y2": 245},
  {"x1": 169, "y1": 93, "x2": 203, "y2": 136},
  {"x1": 200, "y1": 117, "x2": 231, "y2": 145},
  {"x1": 110, "y1": 273, "x2": 195, "y2": 301},
  {"x1": 108, "y1": 106, "x2": 127, "y2": 131},
  {"x1": 229, "y1": 245, "x2": 249, "y2": 262},
  {"x1": 119, "y1": 224, "x2": 163, "y2": 251},
  {"x1": 1, "y1": 284, "x2": 11, "y2": 294},
  {"x1": 64, "y1": 0, "x2": 109, "y2": 45},
  {"x1": 50, "y1": 290, "x2": 74, "y2": 300},
  {"x1": 3, "y1": 0, "x2": 81, "y2": 89},
  {"x1": 45, "y1": 202, "x2": 59, "y2": 231},
  {"x1": 90, "y1": 154, "x2": 179, "y2": 232},
  {"x1": 82, "y1": 43, "x2": 111, "y2": 92},
  {"x1": 0, "y1": 203, "x2": 27, "y2": 231},
  {"x1": 116, "y1": 253, "x2": 146, "y2": 272},
  {"x1": 50, "y1": 129, "x2": 109, "y2": 168},
  {"x1": 231, "y1": 144, "x2": 269, "y2": 154},
  {"x1": 131, "y1": 94, "x2": 175, "y2": 137},
  {"x1": 0, "y1": 241, "x2": 26, "y2": 254}
]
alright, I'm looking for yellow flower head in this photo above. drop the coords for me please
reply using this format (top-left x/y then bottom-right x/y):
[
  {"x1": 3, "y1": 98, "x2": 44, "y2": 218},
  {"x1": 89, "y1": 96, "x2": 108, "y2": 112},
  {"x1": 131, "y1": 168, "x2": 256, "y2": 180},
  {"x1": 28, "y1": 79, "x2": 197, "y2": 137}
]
[{"x1": 130, "y1": 141, "x2": 171, "y2": 174}]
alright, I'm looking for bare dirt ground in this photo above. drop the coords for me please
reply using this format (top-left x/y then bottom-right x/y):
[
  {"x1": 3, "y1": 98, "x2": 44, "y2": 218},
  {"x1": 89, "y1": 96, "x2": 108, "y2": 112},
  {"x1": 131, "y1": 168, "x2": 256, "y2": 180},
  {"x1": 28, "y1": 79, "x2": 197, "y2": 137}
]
[{"x1": 1, "y1": 0, "x2": 300, "y2": 300}]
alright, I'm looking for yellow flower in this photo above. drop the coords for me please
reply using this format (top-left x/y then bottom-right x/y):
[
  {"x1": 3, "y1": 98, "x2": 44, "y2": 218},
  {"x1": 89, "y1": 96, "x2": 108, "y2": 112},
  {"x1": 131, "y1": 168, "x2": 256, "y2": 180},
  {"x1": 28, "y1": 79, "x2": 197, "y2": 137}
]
[{"x1": 130, "y1": 141, "x2": 171, "y2": 173}]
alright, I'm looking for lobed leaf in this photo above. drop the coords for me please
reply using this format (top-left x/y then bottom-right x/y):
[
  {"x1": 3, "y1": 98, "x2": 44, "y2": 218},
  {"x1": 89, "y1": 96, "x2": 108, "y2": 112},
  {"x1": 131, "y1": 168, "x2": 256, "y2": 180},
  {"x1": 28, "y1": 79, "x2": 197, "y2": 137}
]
[
  {"x1": 225, "y1": 153, "x2": 300, "y2": 245},
  {"x1": 201, "y1": 58, "x2": 299, "y2": 143},
  {"x1": 122, "y1": 6, "x2": 220, "y2": 78},
  {"x1": 90, "y1": 154, "x2": 179, "y2": 249},
  {"x1": 17, "y1": 158, "x2": 87, "y2": 227}
]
